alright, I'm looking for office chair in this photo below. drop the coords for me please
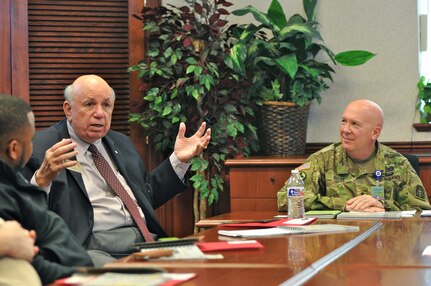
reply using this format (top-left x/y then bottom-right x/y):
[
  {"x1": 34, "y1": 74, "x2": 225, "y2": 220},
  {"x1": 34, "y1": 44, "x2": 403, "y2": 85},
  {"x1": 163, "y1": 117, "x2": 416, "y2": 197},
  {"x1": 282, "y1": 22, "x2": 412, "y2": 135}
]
[{"x1": 402, "y1": 153, "x2": 420, "y2": 175}]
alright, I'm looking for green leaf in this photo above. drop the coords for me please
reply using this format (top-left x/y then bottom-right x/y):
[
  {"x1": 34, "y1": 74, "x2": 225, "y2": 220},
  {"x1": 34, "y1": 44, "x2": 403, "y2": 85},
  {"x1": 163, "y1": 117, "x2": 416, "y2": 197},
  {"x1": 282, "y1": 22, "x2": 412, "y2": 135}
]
[
  {"x1": 194, "y1": 65, "x2": 203, "y2": 76},
  {"x1": 335, "y1": 50, "x2": 376, "y2": 66},
  {"x1": 228, "y1": 43, "x2": 247, "y2": 75},
  {"x1": 172, "y1": 116, "x2": 180, "y2": 124},
  {"x1": 275, "y1": 54, "x2": 298, "y2": 79},
  {"x1": 192, "y1": 89, "x2": 200, "y2": 100},
  {"x1": 224, "y1": 104, "x2": 237, "y2": 113},
  {"x1": 171, "y1": 89, "x2": 178, "y2": 100},
  {"x1": 186, "y1": 65, "x2": 196, "y2": 74},
  {"x1": 239, "y1": 24, "x2": 261, "y2": 41},
  {"x1": 232, "y1": 6, "x2": 277, "y2": 32},
  {"x1": 190, "y1": 173, "x2": 204, "y2": 182},
  {"x1": 279, "y1": 22, "x2": 321, "y2": 40},
  {"x1": 162, "y1": 105, "x2": 172, "y2": 117},
  {"x1": 204, "y1": 76, "x2": 211, "y2": 91},
  {"x1": 164, "y1": 47, "x2": 173, "y2": 58},
  {"x1": 303, "y1": 0, "x2": 317, "y2": 21},
  {"x1": 267, "y1": 0, "x2": 287, "y2": 30},
  {"x1": 227, "y1": 123, "x2": 238, "y2": 137},
  {"x1": 171, "y1": 53, "x2": 178, "y2": 65},
  {"x1": 147, "y1": 49, "x2": 159, "y2": 58},
  {"x1": 235, "y1": 121, "x2": 245, "y2": 134},
  {"x1": 186, "y1": 57, "x2": 197, "y2": 65}
]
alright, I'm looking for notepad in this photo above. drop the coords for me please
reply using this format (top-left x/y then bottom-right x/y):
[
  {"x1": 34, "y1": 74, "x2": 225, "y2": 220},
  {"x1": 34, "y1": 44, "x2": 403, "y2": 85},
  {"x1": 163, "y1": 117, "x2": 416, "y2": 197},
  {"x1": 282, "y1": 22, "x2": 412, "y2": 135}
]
[
  {"x1": 337, "y1": 211, "x2": 402, "y2": 220},
  {"x1": 196, "y1": 240, "x2": 264, "y2": 252},
  {"x1": 304, "y1": 210, "x2": 341, "y2": 219},
  {"x1": 217, "y1": 224, "x2": 360, "y2": 238}
]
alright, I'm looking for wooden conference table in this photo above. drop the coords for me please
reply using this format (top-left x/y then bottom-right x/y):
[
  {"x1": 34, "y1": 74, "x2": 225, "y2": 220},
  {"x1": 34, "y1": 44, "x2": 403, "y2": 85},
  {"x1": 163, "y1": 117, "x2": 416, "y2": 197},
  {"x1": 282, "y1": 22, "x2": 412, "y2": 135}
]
[{"x1": 112, "y1": 211, "x2": 431, "y2": 286}]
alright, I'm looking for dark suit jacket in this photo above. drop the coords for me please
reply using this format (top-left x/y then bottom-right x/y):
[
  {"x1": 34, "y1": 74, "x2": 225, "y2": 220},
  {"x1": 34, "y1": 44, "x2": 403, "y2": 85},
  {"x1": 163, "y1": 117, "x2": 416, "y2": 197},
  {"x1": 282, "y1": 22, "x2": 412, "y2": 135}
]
[
  {"x1": 0, "y1": 160, "x2": 92, "y2": 285},
  {"x1": 23, "y1": 119, "x2": 187, "y2": 246}
]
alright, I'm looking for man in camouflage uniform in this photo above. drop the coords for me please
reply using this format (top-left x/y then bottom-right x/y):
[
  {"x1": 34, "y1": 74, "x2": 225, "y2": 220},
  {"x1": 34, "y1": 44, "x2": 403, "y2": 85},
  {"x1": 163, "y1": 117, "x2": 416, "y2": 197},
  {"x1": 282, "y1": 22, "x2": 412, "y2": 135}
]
[{"x1": 277, "y1": 99, "x2": 431, "y2": 212}]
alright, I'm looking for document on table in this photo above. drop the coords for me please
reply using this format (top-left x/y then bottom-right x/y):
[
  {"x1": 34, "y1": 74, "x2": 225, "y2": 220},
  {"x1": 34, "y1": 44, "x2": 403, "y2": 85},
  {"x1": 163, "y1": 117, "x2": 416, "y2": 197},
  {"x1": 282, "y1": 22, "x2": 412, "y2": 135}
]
[
  {"x1": 337, "y1": 211, "x2": 402, "y2": 220},
  {"x1": 141, "y1": 244, "x2": 223, "y2": 260},
  {"x1": 218, "y1": 224, "x2": 360, "y2": 238},
  {"x1": 54, "y1": 272, "x2": 197, "y2": 286}
]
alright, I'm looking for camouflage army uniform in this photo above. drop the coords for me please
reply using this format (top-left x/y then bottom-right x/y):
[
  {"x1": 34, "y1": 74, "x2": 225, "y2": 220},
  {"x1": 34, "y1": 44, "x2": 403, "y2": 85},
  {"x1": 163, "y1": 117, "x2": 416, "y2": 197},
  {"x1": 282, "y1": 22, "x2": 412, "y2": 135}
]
[{"x1": 277, "y1": 142, "x2": 431, "y2": 212}]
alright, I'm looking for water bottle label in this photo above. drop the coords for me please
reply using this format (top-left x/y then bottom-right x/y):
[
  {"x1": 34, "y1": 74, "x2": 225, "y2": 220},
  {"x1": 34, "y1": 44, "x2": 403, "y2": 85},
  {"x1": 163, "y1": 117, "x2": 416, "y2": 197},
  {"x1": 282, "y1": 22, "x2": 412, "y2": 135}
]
[{"x1": 288, "y1": 187, "x2": 304, "y2": 197}]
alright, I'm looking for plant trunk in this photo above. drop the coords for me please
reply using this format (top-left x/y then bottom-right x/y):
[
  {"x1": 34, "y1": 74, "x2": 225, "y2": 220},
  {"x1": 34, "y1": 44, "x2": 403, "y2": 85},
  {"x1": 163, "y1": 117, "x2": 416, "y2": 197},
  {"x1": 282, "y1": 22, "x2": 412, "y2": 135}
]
[
  {"x1": 193, "y1": 187, "x2": 200, "y2": 234},
  {"x1": 193, "y1": 169, "x2": 208, "y2": 234}
]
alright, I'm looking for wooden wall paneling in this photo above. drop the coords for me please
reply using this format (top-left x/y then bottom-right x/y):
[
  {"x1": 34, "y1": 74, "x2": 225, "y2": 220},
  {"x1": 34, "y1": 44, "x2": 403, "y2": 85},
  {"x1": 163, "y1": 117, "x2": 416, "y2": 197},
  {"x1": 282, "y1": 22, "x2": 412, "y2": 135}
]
[
  {"x1": 0, "y1": 0, "x2": 12, "y2": 94},
  {"x1": 27, "y1": 0, "x2": 130, "y2": 134},
  {"x1": 11, "y1": 0, "x2": 29, "y2": 101}
]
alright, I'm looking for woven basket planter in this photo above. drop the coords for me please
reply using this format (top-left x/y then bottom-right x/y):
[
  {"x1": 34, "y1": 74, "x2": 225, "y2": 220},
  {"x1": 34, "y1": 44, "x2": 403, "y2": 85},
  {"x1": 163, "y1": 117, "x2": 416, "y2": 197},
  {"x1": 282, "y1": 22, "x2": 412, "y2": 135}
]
[{"x1": 258, "y1": 101, "x2": 310, "y2": 155}]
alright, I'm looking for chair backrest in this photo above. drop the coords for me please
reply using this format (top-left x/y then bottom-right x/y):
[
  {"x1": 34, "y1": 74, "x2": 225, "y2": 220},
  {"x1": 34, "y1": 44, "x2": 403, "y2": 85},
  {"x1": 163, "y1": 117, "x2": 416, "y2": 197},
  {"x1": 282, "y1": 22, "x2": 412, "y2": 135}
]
[{"x1": 403, "y1": 153, "x2": 420, "y2": 175}]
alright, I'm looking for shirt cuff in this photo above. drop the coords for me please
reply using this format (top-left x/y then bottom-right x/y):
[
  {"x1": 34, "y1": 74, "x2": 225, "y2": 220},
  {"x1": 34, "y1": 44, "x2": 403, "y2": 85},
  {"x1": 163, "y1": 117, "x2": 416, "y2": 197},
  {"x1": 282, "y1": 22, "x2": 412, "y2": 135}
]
[
  {"x1": 31, "y1": 172, "x2": 52, "y2": 194},
  {"x1": 169, "y1": 153, "x2": 191, "y2": 181}
]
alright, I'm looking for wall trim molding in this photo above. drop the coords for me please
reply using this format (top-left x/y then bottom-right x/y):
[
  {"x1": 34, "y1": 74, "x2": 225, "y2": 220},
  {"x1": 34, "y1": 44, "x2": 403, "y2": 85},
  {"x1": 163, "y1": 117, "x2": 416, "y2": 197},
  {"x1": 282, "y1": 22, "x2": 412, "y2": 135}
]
[{"x1": 305, "y1": 141, "x2": 431, "y2": 155}]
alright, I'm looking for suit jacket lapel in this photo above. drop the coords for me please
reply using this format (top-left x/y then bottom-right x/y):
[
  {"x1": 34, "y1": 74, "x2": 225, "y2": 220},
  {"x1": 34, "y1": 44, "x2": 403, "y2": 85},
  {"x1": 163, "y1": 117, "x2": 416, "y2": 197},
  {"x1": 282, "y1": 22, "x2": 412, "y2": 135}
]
[{"x1": 102, "y1": 135, "x2": 128, "y2": 175}]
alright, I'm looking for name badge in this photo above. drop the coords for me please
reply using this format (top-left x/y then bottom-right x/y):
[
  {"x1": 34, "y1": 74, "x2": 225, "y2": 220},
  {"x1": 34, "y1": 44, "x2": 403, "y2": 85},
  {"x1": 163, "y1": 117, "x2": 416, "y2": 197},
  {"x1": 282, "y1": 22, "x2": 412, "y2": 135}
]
[
  {"x1": 65, "y1": 161, "x2": 82, "y2": 174},
  {"x1": 371, "y1": 185, "x2": 384, "y2": 200}
]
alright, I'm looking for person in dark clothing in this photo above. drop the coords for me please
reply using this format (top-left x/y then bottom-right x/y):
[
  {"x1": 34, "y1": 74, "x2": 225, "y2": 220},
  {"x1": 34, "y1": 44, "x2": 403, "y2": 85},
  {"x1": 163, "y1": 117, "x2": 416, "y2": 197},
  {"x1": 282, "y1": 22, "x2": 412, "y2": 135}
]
[{"x1": 0, "y1": 94, "x2": 92, "y2": 284}]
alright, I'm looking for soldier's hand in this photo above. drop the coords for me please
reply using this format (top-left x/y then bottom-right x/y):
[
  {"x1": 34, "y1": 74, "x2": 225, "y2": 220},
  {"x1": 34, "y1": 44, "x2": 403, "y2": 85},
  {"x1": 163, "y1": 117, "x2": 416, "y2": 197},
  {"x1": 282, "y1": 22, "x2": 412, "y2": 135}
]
[
  {"x1": 35, "y1": 138, "x2": 78, "y2": 187},
  {"x1": 361, "y1": 206, "x2": 385, "y2": 212},
  {"x1": 345, "y1": 195, "x2": 384, "y2": 212}
]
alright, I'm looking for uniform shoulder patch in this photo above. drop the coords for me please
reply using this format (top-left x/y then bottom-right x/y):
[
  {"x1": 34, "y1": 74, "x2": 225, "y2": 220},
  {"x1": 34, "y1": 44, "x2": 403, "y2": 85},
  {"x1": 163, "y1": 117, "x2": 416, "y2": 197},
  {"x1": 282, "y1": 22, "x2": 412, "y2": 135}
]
[
  {"x1": 299, "y1": 171, "x2": 306, "y2": 181},
  {"x1": 416, "y1": 185, "x2": 426, "y2": 200}
]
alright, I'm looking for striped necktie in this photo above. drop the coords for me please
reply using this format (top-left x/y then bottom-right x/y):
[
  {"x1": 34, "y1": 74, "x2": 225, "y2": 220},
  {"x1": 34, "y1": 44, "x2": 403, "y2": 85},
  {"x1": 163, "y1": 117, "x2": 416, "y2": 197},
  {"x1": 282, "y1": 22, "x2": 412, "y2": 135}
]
[{"x1": 88, "y1": 144, "x2": 155, "y2": 242}]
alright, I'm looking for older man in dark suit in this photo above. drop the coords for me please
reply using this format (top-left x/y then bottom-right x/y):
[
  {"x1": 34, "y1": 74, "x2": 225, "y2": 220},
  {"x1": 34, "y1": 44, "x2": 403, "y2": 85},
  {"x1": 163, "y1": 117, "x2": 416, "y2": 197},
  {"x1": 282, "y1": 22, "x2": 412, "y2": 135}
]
[{"x1": 24, "y1": 74, "x2": 211, "y2": 266}]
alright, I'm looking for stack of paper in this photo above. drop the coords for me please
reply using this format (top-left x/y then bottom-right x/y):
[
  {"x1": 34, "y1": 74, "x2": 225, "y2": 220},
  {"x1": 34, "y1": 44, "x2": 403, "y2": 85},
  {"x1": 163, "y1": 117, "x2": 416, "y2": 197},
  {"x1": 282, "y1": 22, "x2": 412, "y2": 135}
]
[
  {"x1": 336, "y1": 211, "x2": 402, "y2": 220},
  {"x1": 218, "y1": 224, "x2": 360, "y2": 238},
  {"x1": 421, "y1": 210, "x2": 431, "y2": 217},
  {"x1": 53, "y1": 272, "x2": 197, "y2": 286}
]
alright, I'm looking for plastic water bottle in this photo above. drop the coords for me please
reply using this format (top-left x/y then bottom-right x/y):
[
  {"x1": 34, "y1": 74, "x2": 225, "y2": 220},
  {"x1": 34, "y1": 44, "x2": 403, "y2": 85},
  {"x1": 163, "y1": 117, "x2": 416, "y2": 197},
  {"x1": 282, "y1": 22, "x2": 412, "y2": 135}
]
[{"x1": 286, "y1": 169, "x2": 305, "y2": 219}]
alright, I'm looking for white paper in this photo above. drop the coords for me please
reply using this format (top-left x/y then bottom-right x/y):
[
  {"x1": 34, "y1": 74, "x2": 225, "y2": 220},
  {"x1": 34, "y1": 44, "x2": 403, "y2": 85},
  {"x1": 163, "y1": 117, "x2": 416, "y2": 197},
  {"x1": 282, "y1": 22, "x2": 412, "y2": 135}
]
[
  {"x1": 423, "y1": 246, "x2": 431, "y2": 256},
  {"x1": 401, "y1": 210, "x2": 417, "y2": 217},
  {"x1": 421, "y1": 210, "x2": 431, "y2": 217}
]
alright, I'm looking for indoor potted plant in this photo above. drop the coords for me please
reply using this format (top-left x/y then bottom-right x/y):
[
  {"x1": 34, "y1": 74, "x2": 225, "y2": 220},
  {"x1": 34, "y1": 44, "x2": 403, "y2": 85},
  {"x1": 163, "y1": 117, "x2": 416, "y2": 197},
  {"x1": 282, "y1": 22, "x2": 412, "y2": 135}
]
[
  {"x1": 417, "y1": 76, "x2": 431, "y2": 123},
  {"x1": 227, "y1": 0, "x2": 376, "y2": 155},
  {"x1": 129, "y1": 0, "x2": 260, "y2": 231}
]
